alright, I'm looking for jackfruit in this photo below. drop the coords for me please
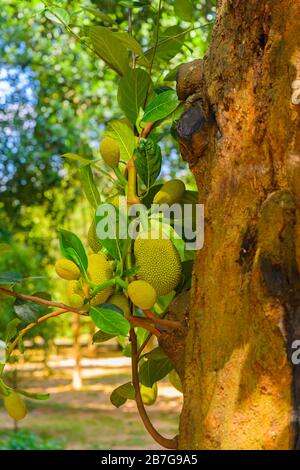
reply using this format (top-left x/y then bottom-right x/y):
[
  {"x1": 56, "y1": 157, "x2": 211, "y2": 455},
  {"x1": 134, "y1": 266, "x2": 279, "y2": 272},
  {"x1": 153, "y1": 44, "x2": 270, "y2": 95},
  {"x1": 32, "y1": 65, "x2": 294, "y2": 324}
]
[
  {"x1": 140, "y1": 383, "x2": 157, "y2": 406},
  {"x1": 55, "y1": 258, "x2": 80, "y2": 280},
  {"x1": 88, "y1": 220, "x2": 101, "y2": 253},
  {"x1": 153, "y1": 179, "x2": 185, "y2": 205},
  {"x1": 128, "y1": 280, "x2": 157, "y2": 310},
  {"x1": 4, "y1": 391, "x2": 27, "y2": 421},
  {"x1": 88, "y1": 253, "x2": 113, "y2": 305},
  {"x1": 134, "y1": 234, "x2": 182, "y2": 296},
  {"x1": 168, "y1": 369, "x2": 183, "y2": 393},
  {"x1": 67, "y1": 280, "x2": 90, "y2": 310},
  {"x1": 100, "y1": 136, "x2": 120, "y2": 168},
  {"x1": 108, "y1": 292, "x2": 130, "y2": 316}
]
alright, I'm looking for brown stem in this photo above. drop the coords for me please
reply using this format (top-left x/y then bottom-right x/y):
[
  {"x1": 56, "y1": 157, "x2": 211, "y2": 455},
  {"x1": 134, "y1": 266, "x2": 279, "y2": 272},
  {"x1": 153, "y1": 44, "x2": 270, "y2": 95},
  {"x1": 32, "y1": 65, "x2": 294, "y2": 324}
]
[
  {"x1": 143, "y1": 310, "x2": 181, "y2": 331},
  {"x1": 0, "y1": 288, "x2": 88, "y2": 316},
  {"x1": 126, "y1": 315, "x2": 160, "y2": 337},
  {"x1": 130, "y1": 328, "x2": 178, "y2": 449},
  {"x1": 126, "y1": 158, "x2": 140, "y2": 205},
  {"x1": 141, "y1": 121, "x2": 156, "y2": 138}
]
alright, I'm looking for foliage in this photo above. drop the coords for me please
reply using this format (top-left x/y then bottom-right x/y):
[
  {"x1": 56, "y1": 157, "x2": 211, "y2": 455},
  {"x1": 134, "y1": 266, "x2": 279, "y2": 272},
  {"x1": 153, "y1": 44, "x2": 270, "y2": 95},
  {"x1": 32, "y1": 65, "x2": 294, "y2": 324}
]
[{"x1": 0, "y1": 430, "x2": 63, "y2": 450}]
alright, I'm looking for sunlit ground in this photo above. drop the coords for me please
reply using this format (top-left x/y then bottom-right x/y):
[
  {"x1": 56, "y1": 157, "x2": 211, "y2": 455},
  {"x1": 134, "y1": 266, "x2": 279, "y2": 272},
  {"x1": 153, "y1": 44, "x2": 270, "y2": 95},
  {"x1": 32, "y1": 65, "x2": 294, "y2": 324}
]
[{"x1": 0, "y1": 343, "x2": 182, "y2": 449}]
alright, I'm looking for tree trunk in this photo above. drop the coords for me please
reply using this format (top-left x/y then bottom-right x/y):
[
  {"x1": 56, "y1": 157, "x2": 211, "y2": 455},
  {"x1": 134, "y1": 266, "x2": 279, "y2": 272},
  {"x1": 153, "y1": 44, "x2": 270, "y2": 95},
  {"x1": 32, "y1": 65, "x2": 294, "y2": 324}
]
[{"x1": 177, "y1": 0, "x2": 300, "y2": 450}]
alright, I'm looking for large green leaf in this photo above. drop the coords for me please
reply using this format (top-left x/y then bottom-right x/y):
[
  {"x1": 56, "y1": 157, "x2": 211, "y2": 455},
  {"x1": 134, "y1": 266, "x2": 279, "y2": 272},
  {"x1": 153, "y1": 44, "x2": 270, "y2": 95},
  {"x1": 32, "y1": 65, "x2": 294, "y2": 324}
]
[
  {"x1": 174, "y1": 0, "x2": 193, "y2": 22},
  {"x1": 134, "y1": 138, "x2": 161, "y2": 189},
  {"x1": 110, "y1": 382, "x2": 135, "y2": 408},
  {"x1": 58, "y1": 229, "x2": 88, "y2": 271},
  {"x1": 143, "y1": 26, "x2": 189, "y2": 63},
  {"x1": 13, "y1": 299, "x2": 47, "y2": 324},
  {"x1": 113, "y1": 32, "x2": 144, "y2": 57},
  {"x1": 105, "y1": 119, "x2": 135, "y2": 162},
  {"x1": 93, "y1": 330, "x2": 116, "y2": 343},
  {"x1": 142, "y1": 90, "x2": 179, "y2": 123},
  {"x1": 90, "y1": 305, "x2": 130, "y2": 336},
  {"x1": 80, "y1": 165, "x2": 101, "y2": 208},
  {"x1": 44, "y1": 7, "x2": 70, "y2": 26},
  {"x1": 87, "y1": 26, "x2": 129, "y2": 76},
  {"x1": 118, "y1": 68, "x2": 151, "y2": 125},
  {"x1": 139, "y1": 357, "x2": 173, "y2": 387}
]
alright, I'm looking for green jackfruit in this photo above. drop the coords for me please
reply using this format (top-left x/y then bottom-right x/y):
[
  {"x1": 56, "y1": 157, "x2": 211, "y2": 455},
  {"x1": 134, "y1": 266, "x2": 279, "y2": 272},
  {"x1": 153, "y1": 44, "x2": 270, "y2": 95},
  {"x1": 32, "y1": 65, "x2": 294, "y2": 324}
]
[
  {"x1": 55, "y1": 258, "x2": 80, "y2": 280},
  {"x1": 108, "y1": 293, "x2": 130, "y2": 316},
  {"x1": 67, "y1": 280, "x2": 90, "y2": 310},
  {"x1": 128, "y1": 280, "x2": 157, "y2": 310},
  {"x1": 153, "y1": 179, "x2": 185, "y2": 205},
  {"x1": 88, "y1": 253, "x2": 113, "y2": 305},
  {"x1": 88, "y1": 220, "x2": 101, "y2": 253},
  {"x1": 134, "y1": 234, "x2": 182, "y2": 296},
  {"x1": 140, "y1": 383, "x2": 158, "y2": 406},
  {"x1": 4, "y1": 391, "x2": 27, "y2": 421},
  {"x1": 100, "y1": 136, "x2": 120, "y2": 168}
]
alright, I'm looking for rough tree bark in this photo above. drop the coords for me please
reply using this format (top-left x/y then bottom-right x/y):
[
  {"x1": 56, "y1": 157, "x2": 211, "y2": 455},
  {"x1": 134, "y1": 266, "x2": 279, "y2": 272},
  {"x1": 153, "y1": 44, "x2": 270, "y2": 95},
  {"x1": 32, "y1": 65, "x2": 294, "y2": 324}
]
[{"x1": 175, "y1": 0, "x2": 300, "y2": 450}]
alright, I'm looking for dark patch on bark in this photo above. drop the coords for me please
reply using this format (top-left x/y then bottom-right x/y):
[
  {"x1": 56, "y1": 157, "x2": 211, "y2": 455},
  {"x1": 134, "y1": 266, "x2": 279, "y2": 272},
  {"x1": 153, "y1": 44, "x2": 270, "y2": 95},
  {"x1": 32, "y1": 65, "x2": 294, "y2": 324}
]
[{"x1": 236, "y1": 225, "x2": 257, "y2": 272}]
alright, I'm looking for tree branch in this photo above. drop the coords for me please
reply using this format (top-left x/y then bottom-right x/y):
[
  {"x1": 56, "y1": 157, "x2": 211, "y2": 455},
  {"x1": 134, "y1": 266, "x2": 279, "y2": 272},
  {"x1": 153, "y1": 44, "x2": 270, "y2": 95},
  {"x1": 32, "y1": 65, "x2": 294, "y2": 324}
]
[
  {"x1": 130, "y1": 328, "x2": 178, "y2": 449},
  {"x1": 0, "y1": 288, "x2": 88, "y2": 316},
  {"x1": 143, "y1": 310, "x2": 182, "y2": 331}
]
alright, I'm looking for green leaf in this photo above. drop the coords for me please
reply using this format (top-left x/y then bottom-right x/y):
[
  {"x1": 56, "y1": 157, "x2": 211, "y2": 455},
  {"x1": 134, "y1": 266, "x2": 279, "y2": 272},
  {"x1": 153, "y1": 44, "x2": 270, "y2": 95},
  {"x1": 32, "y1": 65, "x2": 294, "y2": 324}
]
[
  {"x1": 61, "y1": 153, "x2": 93, "y2": 165},
  {"x1": 44, "y1": 7, "x2": 70, "y2": 26},
  {"x1": 134, "y1": 138, "x2": 162, "y2": 189},
  {"x1": 0, "y1": 272, "x2": 23, "y2": 285},
  {"x1": 93, "y1": 330, "x2": 116, "y2": 343},
  {"x1": 117, "y1": 68, "x2": 152, "y2": 125},
  {"x1": 143, "y1": 26, "x2": 189, "y2": 63},
  {"x1": 142, "y1": 90, "x2": 179, "y2": 123},
  {"x1": 174, "y1": 0, "x2": 193, "y2": 22},
  {"x1": 80, "y1": 6, "x2": 114, "y2": 24},
  {"x1": 5, "y1": 318, "x2": 21, "y2": 343},
  {"x1": 113, "y1": 32, "x2": 144, "y2": 58},
  {"x1": 58, "y1": 229, "x2": 88, "y2": 271},
  {"x1": 90, "y1": 305, "x2": 130, "y2": 336},
  {"x1": 87, "y1": 26, "x2": 129, "y2": 76},
  {"x1": 110, "y1": 382, "x2": 135, "y2": 408},
  {"x1": 95, "y1": 202, "x2": 127, "y2": 259},
  {"x1": 118, "y1": 0, "x2": 149, "y2": 7},
  {"x1": 16, "y1": 389, "x2": 50, "y2": 400},
  {"x1": 105, "y1": 119, "x2": 135, "y2": 162},
  {"x1": 139, "y1": 357, "x2": 173, "y2": 387},
  {"x1": 144, "y1": 346, "x2": 168, "y2": 361},
  {"x1": 14, "y1": 299, "x2": 47, "y2": 324},
  {"x1": 80, "y1": 166, "x2": 101, "y2": 208}
]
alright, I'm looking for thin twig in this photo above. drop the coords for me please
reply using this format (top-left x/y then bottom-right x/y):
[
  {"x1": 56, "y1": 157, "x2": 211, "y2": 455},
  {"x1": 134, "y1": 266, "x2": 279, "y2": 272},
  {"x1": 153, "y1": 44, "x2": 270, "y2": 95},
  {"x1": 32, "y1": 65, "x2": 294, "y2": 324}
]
[
  {"x1": 0, "y1": 288, "x2": 87, "y2": 316},
  {"x1": 126, "y1": 316, "x2": 160, "y2": 337},
  {"x1": 130, "y1": 328, "x2": 178, "y2": 449},
  {"x1": 143, "y1": 310, "x2": 181, "y2": 330}
]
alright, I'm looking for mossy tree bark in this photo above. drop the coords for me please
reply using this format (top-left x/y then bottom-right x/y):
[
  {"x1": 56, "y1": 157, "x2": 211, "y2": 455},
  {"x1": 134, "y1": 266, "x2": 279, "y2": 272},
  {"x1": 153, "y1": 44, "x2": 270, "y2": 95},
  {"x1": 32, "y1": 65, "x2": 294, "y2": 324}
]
[{"x1": 176, "y1": 0, "x2": 300, "y2": 449}]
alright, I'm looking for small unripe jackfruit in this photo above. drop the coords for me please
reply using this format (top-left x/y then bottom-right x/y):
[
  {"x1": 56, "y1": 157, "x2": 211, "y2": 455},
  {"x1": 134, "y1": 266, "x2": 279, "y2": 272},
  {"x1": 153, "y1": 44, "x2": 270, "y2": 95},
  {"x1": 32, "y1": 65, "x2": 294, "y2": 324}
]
[
  {"x1": 140, "y1": 383, "x2": 157, "y2": 406},
  {"x1": 88, "y1": 220, "x2": 101, "y2": 253},
  {"x1": 134, "y1": 234, "x2": 181, "y2": 296},
  {"x1": 69, "y1": 293, "x2": 84, "y2": 309},
  {"x1": 100, "y1": 136, "x2": 120, "y2": 168},
  {"x1": 55, "y1": 258, "x2": 80, "y2": 280},
  {"x1": 128, "y1": 280, "x2": 157, "y2": 310},
  {"x1": 168, "y1": 369, "x2": 183, "y2": 393},
  {"x1": 4, "y1": 391, "x2": 27, "y2": 421},
  {"x1": 153, "y1": 179, "x2": 185, "y2": 205},
  {"x1": 88, "y1": 253, "x2": 113, "y2": 305},
  {"x1": 67, "y1": 280, "x2": 90, "y2": 310},
  {"x1": 108, "y1": 293, "x2": 130, "y2": 316}
]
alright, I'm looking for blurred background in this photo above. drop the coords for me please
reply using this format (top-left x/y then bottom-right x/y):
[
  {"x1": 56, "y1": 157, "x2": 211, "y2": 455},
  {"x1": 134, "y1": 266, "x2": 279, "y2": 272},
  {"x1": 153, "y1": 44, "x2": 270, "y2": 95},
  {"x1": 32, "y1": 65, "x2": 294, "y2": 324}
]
[{"x1": 0, "y1": 0, "x2": 215, "y2": 449}]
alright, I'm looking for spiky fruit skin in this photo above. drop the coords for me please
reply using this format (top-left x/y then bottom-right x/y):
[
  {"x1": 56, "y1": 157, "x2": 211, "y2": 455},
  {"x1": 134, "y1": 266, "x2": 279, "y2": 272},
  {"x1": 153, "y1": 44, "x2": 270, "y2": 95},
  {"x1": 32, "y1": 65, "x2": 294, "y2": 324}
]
[
  {"x1": 134, "y1": 235, "x2": 182, "y2": 296},
  {"x1": 55, "y1": 259, "x2": 80, "y2": 280},
  {"x1": 153, "y1": 179, "x2": 185, "y2": 205},
  {"x1": 88, "y1": 220, "x2": 101, "y2": 253},
  {"x1": 168, "y1": 369, "x2": 183, "y2": 393},
  {"x1": 69, "y1": 293, "x2": 84, "y2": 309},
  {"x1": 140, "y1": 383, "x2": 158, "y2": 406},
  {"x1": 88, "y1": 253, "x2": 113, "y2": 305},
  {"x1": 108, "y1": 293, "x2": 130, "y2": 316},
  {"x1": 128, "y1": 280, "x2": 157, "y2": 310},
  {"x1": 67, "y1": 281, "x2": 90, "y2": 311},
  {"x1": 100, "y1": 136, "x2": 120, "y2": 168},
  {"x1": 4, "y1": 391, "x2": 27, "y2": 421}
]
